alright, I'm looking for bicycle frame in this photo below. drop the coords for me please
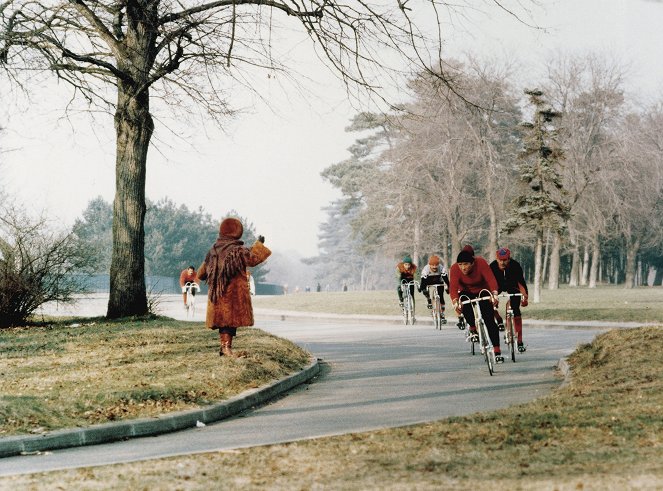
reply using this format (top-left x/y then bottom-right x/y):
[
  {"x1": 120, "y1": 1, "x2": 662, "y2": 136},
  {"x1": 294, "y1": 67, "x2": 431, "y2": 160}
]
[
  {"x1": 427, "y1": 284, "x2": 446, "y2": 329},
  {"x1": 183, "y1": 282, "x2": 200, "y2": 317},
  {"x1": 498, "y1": 292, "x2": 523, "y2": 362},
  {"x1": 459, "y1": 289, "x2": 496, "y2": 375},
  {"x1": 400, "y1": 280, "x2": 418, "y2": 326}
]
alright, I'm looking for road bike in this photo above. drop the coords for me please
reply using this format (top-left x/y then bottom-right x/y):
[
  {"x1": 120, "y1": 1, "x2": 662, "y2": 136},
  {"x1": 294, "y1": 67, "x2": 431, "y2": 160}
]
[
  {"x1": 427, "y1": 284, "x2": 447, "y2": 329},
  {"x1": 459, "y1": 289, "x2": 497, "y2": 376},
  {"x1": 497, "y1": 292, "x2": 524, "y2": 363},
  {"x1": 400, "y1": 280, "x2": 418, "y2": 325},
  {"x1": 183, "y1": 282, "x2": 200, "y2": 318}
]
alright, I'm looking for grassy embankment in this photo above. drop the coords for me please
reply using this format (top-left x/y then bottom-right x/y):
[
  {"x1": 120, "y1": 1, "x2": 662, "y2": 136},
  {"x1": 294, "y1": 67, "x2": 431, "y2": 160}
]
[{"x1": 1, "y1": 286, "x2": 662, "y2": 489}]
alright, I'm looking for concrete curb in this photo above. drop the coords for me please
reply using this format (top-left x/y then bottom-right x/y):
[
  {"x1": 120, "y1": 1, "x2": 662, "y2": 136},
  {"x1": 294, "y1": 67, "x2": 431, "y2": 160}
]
[
  {"x1": 255, "y1": 309, "x2": 650, "y2": 329},
  {"x1": 0, "y1": 358, "x2": 320, "y2": 459}
]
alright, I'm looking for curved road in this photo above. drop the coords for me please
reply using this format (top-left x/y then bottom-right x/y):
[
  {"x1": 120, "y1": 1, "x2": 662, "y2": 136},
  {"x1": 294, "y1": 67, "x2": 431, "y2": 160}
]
[{"x1": 0, "y1": 296, "x2": 607, "y2": 476}]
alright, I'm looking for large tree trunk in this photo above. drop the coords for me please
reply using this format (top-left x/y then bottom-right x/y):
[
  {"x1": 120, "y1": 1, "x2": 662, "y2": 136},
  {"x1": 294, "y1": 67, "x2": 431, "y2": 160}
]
[
  {"x1": 532, "y1": 231, "x2": 543, "y2": 303},
  {"x1": 107, "y1": 82, "x2": 153, "y2": 318},
  {"x1": 588, "y1": 240, "x2": 600, "y2": 288},
  {"x1": 548, "y1": 231, "x2": 561, "y2": 290},
  {"x1": 568, "y1": 228, "x2": 579, "y2": 287},
  {"x1": 581, "y1": 243, "x2": 590, "y2": 286},
  {"x1": 624, "y1": 239, "x2": 640, "y2": 289}
]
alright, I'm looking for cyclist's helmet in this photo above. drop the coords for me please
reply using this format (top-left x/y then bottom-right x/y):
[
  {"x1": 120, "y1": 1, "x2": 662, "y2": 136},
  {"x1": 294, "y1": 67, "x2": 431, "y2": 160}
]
[
  {"x1": 402, "y1": 255, "x2": 413, "y2": 264},
  {"x1": 428, "y1": 255, "x2": 440, "y2": 266}
]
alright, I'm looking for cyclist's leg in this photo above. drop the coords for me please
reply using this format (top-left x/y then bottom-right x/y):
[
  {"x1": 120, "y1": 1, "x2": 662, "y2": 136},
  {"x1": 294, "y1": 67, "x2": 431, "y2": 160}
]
[
  {"x1": 511, "y1": 295, "x2": 525, "y2": 349},
  {"x1": 461, "y1": 297, "x2": 477, "y2": 334},
  {"x1": 436, "y1": 285, "x2": 445, "y2": 310},
  {"x1": 480, "y1": 299, "x2": 502, "y2": 358},
  {"x1": 182, "y1": 285, "x2": 188, "y2": 305},
  {"x1": 422, "y1": 284, "x2": 432, "y2": 308},
  {"x1": 409, "y1": 284, "x2": 416, "y2": 309},
  {"x1": 397, "y1": 285, "x2": 404, "y2": 305}
]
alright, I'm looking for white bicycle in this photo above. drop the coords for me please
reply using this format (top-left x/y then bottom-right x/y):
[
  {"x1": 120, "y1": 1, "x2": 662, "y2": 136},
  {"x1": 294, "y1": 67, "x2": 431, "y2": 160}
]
[
  {"x1": 400, "y1": 280, "x2": 418, "y2": 325},
  {"x1": 183, "y1": 282, "x2": 200, "y2": 318},
  {"x1": 459, "y1": 289, "x2": 498, "y2": 376}
]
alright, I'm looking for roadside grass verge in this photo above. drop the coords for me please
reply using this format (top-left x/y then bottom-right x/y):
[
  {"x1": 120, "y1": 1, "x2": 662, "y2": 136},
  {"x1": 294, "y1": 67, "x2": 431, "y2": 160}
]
[
  {"x1": 0, "y1": 317, "x2": 310, "y2": 436},
  {"x1": 5, "y1": 325, "x2": 662, "y2": 490},
  {"x1": 254, "y1": 285, "x2": 663, "y2": 323}
]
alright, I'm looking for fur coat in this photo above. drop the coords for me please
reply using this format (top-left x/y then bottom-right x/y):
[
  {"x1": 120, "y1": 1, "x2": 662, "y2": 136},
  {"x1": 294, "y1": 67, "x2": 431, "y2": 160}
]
[{"x1": 197, "y1": 240, "x2": 271, "y2": 329}]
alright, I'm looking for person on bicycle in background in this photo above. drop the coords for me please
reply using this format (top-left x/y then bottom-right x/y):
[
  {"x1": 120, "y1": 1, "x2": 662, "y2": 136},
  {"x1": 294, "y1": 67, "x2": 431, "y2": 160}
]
[
  {"x1": 419, "y1": 255, "x2": 450, "y2": 319},
  {"x1": 179, "y1": 265, "x2": 199, "y2": 306},
  {"x1": 396, "y1": 255, "x2": 417, "y2": 309},
  {"x1": 449, "y1": 249, "x2": 504, "y2": 363},
  {"x1": 490, "y1": 247, "x2": 529, "y2": 352}
]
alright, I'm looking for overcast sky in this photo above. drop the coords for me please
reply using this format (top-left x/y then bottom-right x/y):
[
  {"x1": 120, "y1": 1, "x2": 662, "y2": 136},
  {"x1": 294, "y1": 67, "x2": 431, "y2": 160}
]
[{"x1": 1, "y1": 0, "x2": 662, "y2": 257}]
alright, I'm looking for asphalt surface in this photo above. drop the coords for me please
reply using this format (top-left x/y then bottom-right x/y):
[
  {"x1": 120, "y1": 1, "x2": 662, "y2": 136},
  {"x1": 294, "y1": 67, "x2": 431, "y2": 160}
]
[{"x1": 0, "y1": 295, "x2": 614, "y2": 476}]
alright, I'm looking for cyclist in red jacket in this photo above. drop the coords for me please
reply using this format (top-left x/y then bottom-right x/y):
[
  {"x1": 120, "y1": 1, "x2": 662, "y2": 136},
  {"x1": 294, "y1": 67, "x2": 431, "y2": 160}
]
[{"x1": 449, "y1": 249, "x2": 504, "y2": 363}]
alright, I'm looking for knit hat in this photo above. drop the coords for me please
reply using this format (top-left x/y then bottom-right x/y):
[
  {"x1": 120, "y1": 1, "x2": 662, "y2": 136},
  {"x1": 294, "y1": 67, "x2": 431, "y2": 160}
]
[
  {"x1": 428, "y1": 255, "x2": 440, "y2": 266},
  {"x1": 462, "y1": 244, "x2": 475, "y2": 256},
  {"x1": 456, "y1": 250, "x2": 474, "y2": 263},
  {"x1": 496, "y1": 247, "x2": 511, "y2": 260},
  {"x1": 402, "y1": 255, "x2": 413, "y2": 264},
  {"x1": 219, "y1": 217, "x2": 244, "y2": 239}
]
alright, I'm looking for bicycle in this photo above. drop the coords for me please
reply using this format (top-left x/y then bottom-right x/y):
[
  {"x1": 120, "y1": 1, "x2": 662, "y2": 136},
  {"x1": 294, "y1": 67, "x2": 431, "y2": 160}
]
[
  {"x1": 183, "y1": 282, "x2": 200, "y2": 318},
  {"x1": 427, "y1": 284, "x2": 447, "y2": 329},
  {"x1": 400, "y1": 280, "x2": 418, "y2": 325},
  {"x1": 497, "y1": 292, "x2": 524, "y2": 363},
  {"x1": 459, "y1": 289, "x2": 497, "y2": 376}
]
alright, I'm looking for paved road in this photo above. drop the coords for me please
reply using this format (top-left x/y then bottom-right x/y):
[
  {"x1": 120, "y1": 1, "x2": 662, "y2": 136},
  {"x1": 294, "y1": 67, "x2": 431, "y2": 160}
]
[{"x1": 0, "y1": 296, "x2": 607, "y2": 476}]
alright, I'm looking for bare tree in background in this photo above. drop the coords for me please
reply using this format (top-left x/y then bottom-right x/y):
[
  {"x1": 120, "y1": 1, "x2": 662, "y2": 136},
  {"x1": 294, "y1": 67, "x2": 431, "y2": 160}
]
[
  {"x1": 0, "y1": 1, "x2": 466, "y2": 318},
  {"x1": 544, "y1": 54, "x2": 626, "y2": 288}
]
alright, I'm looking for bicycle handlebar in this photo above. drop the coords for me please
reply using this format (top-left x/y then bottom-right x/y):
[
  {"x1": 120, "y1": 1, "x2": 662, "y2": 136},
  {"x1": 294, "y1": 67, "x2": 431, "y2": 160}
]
[
  {"x1": 497, "y1": 292, "x2": 523, "y2": 299},
  {"x1": 459, "y1": 295, "x2": 493, "y2": 305}
]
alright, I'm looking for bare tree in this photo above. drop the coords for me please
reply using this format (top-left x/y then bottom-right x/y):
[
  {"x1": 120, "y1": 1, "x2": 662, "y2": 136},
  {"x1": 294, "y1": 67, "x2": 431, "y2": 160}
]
[
  {"x1": 0, "y1": 207, "x2": 95, "y2": 327},
  {"x1": 1, "y1": 1, "x2": 463, "y2": 317},
  {"x1": 544, "y1": 53, "x2": 625, "y2": 289}
]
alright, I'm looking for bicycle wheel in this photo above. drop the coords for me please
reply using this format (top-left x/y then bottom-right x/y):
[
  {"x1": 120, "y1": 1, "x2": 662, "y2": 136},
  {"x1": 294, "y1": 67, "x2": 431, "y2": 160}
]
[
  {"x1": 402, "y1": 298, "x2": 409, "y2": 325},
  {"x1": 478, "y1": 319, "x2": 494, "y2": 376},
  {"x1": 506, "y1": 314, "x2": 516, "y2": 362},
  {"x1": 432, "y1": 296, "x2": 440, "y2": 329}
]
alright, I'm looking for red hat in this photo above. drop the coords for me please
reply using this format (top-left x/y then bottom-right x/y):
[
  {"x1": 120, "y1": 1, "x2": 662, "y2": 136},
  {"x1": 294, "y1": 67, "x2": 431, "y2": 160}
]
[
  {"x1": 428, "y1": 255, "x2": 440, "y2": 266},
  {"x1": 462, "y1": 244, "x2": 475, "y2": 256},
  {"x1": 219, "y1": 217, "x2": 244, "y2": 239},
  {"x1": 496, "y1": 247, "x2": 511, "y2": 260}
]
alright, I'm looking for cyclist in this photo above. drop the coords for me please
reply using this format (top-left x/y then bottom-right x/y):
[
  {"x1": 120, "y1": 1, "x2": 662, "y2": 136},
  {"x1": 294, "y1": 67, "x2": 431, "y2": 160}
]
[
  {"x1": 490, "y1": 247, "x2": 529, "y2": 352},
  {"x1": 396, "y1": 255, "x2": 417, "y2": 309},
  {"x1": 449, "y1": 249, "x2": 504, "y2": 363},
  {"x1": 419, "y1": 255, "x2": 450, "y2": 319},
  {"x1": 179, "y1": 265, "x2": 199, "y2": 306}
]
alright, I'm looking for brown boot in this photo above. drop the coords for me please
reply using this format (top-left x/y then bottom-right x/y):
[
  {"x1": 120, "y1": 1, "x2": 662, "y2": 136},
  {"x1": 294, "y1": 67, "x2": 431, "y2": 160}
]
[{"x1": 220, "y1": 332, "x2": 236, "y2": 358}]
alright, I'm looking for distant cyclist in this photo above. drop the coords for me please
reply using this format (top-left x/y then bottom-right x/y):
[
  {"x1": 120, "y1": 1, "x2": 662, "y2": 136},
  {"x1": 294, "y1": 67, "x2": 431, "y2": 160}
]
[
  {"x1": 449, "y1": 249, "x2": 504, "y2": 363},
  {"x1": 179, "y1": 265, "x2": 199, "y2": 306},
  {"x1": 419, "y1": 255, "x2": 450, "y2": 318},
  {"x1": 490, "y1": 247, "x2": 529, "y2": 352},
  {"x1": 396, "y1": 255, "x2": 417, "y2": 309}
]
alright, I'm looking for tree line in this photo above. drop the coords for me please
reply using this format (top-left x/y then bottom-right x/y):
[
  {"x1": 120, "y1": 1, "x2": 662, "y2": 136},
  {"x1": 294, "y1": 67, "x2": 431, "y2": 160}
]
[
  {"x1": 311, "y1": 55, "x2": 663, "y2": 299},
  {"x1": 73, "y1": 197, "x2": 269, "y2": 283}
]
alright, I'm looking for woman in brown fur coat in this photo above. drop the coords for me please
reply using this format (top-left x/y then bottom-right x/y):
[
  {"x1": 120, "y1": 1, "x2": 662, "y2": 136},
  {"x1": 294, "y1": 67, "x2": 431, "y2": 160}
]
[{"x1": 197, "y1": 217, "x2": 271, "y2": 357}]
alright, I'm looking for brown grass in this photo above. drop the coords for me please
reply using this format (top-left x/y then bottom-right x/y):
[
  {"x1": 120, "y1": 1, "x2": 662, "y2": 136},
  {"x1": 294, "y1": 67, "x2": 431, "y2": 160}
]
[{"x1": 0, "y1": 317, "x2": 310, "y2": 436}]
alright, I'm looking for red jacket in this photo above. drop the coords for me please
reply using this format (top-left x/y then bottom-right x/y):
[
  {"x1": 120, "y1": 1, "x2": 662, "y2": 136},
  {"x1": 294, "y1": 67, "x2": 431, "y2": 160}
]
[
  {"x1": 179, "y1": 269, "x2": 199, "y2": 287},
  {"x1": 448, "y1": 256, "x2": 498, "y2": 303}
]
